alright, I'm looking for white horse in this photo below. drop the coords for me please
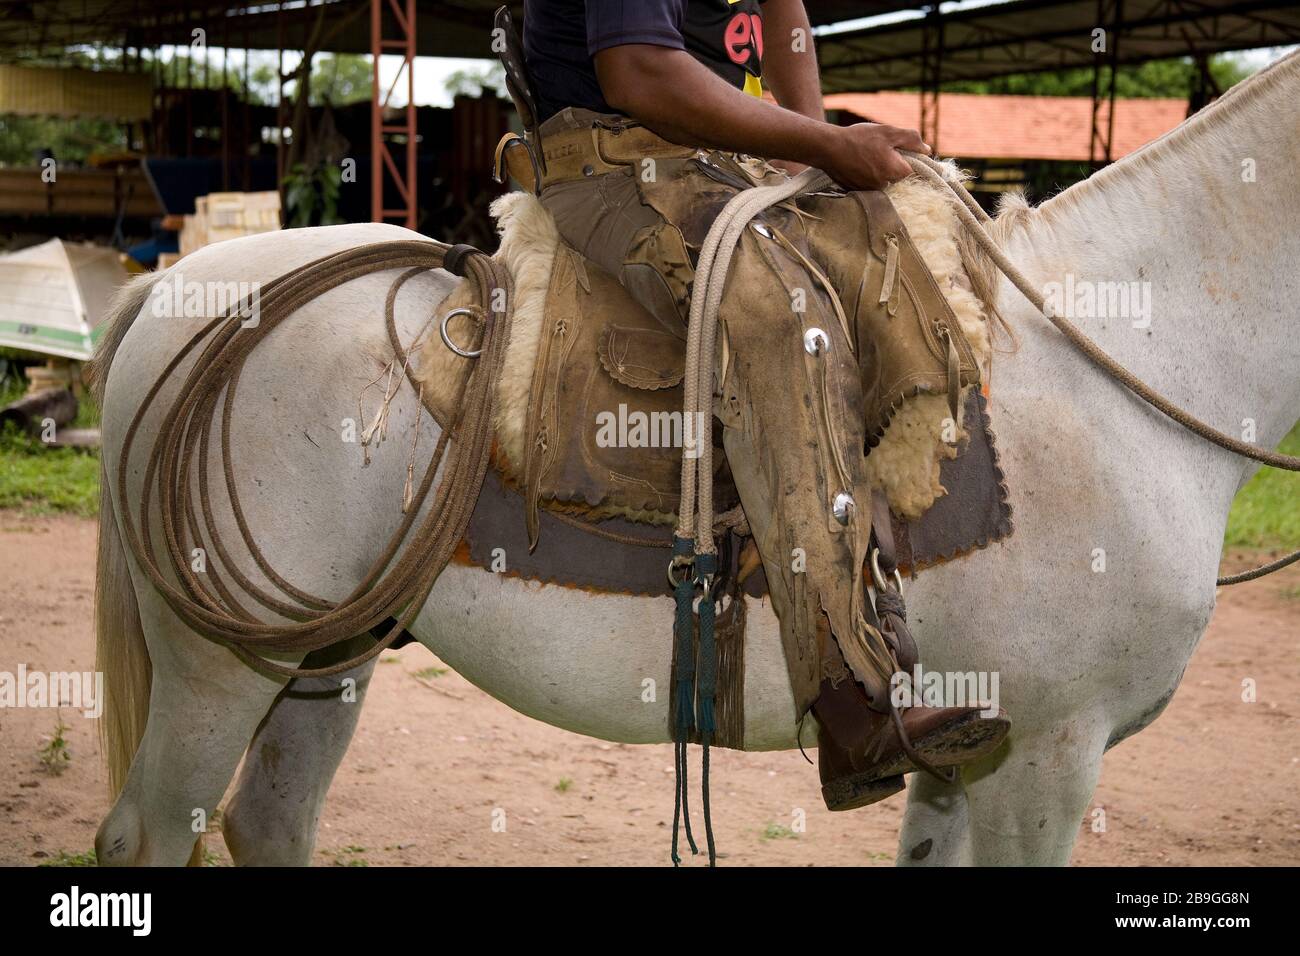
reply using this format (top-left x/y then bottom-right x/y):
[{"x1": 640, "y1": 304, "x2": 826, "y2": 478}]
[{"x1": 92, "y1": 51, "x2": 1298, "y2": 866}]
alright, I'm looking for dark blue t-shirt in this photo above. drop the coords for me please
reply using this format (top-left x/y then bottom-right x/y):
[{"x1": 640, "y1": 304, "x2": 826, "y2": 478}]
[{"x1": 523, "y1": 0, "x2": 767, "y2": 124}]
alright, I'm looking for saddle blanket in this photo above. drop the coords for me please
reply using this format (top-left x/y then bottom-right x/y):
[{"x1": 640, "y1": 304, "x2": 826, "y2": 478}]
[{"x1": 457, "y1": 388, "x2": 1013, "y2": 594}]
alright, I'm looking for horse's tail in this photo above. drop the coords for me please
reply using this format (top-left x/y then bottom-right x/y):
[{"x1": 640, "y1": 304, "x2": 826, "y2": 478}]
[{"x1": 90, "y1": 274, "x2": 157, "y2": 800}]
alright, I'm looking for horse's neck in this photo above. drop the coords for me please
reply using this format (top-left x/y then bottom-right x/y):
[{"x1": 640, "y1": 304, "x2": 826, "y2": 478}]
[{"x1": 1001, "y1": 70, "x2": 1300, "y2": 493}]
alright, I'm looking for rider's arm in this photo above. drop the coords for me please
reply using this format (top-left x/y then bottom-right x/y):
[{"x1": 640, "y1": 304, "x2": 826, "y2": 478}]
[
  {"x1": 751, "y1": 0, "x2": 824, "y2": 176},
  {"x1": 761, "y1": 0, "x2": 825, "y2": 123},
  {"x1": 593, "y1": 45, "x2": 927, "y2": 191}
]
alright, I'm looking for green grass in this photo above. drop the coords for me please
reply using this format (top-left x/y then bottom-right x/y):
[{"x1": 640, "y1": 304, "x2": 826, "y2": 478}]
[
  {"x1": 37, "y1": 717, "x2": 72, "y2": 774},
  {"x1": 328, "y1": 845, "x2": 370, "y2": 867},
  {"x1": 36, "y1": 849, "x2": 97, "y2": 867},
  {"x1": 0, "y1": 374, "x2": 100, "y2": 517},
  {"x1": 0, "y1": 430, "x2": 100, "y2": 516},
  {"x1": 1224, "y1": 423, "x2": 1300, "y2": 548},
  {"x1": 760, "y1": 822, "x2": 797, "y2": 841}
]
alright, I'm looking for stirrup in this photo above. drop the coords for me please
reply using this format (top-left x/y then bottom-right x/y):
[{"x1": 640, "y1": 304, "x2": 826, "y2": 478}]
[{"x1": 888, "y1": 698, "x2": 959, "y2": 785}]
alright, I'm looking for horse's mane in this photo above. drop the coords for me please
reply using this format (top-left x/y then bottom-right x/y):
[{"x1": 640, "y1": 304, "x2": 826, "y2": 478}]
[{"x1": 987, "y1": 47, "x2": 1300, "y2": 244}]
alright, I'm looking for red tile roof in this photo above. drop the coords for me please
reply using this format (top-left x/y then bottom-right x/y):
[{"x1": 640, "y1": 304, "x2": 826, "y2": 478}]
[{"x1": 823, "y1": 90, "x2": 1189, "y2": 161}]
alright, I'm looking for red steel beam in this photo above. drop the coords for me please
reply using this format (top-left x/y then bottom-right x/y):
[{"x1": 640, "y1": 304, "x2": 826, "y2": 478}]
[{"x1": 371, "y1": 0, "x2": 417, "y2": 229}]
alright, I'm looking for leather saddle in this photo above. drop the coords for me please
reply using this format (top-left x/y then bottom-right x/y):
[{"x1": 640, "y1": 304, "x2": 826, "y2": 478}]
[{"x1": 451, "y1": 196, "x2": 1013, "y2": 636}]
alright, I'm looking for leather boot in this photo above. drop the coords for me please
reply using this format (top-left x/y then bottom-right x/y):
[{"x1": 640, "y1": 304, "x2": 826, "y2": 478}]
[
  {"x1": 813, "y1": 671, "x2": 905, "y2": 811},
  {"x1": 811, "y1": 665, "x2": 1011, "y2": 812},
  {"x1": 807, "y1": 491, "x2": 1013, "y2": 811}
]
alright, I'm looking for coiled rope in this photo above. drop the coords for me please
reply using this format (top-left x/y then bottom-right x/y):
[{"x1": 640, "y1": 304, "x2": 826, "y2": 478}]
[{"x1": 115, "y1": 240, "x2": 512, "y2": 679}]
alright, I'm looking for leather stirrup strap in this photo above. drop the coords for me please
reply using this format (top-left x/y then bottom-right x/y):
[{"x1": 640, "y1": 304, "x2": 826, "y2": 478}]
[
  {"x1": 866, "y1": 491, "x2": 956, "y2": 784},
  {"x1": 869, "y1": 492, "x2": 918, "y2": 673}
]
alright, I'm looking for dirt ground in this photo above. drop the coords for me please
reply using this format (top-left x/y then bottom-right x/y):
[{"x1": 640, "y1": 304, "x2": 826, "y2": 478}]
[{"x1": 1, "y1": 511, "x2": 1296, "y2": 867}]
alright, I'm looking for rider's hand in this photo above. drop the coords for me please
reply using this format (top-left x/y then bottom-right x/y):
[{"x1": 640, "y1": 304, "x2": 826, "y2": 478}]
[{"x1": 817, "y1": 123, "x2": 930, "y2": 191}]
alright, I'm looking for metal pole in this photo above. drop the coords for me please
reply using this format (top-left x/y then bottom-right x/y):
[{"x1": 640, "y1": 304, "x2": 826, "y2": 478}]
[
  {"x1": 276, "y1": 1, "x2": 286, "y2": 191},
  {"x1": 405, "y1": 0, "x2": 417, "y2": 230},
  {"x1": 1089, "y1": 0, "x2": 1123, "y2": 168},
  {"x1": 371, "y1": 0, "x2": 381, "y2": 222},
  {"x1": 243, "y1": 16, "x2": 251, "y2": 190},
  {"x1": 219, "y1": 10, "x2": 229, "y2": 190},
  {"x1": 1105, "y1": 0, "x2": 1123, "y2": 164},
  {"x1": 918, "y1": 6, "x2": 943, "y2": 155},
  {"x1": 185, "y1": 5, "x2": 193, "y2": 158}
]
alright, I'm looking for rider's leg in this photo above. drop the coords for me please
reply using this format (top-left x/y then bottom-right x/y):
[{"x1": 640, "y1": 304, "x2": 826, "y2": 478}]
[
  {"x1": 541, "y1": 171, "x2": 692, "y2": 335},
  {"x1": 538, "y1": 145, "x2": 1007, "y2": 810}
]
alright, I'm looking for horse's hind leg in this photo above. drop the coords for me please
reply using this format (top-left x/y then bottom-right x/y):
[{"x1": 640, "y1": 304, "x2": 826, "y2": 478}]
[
  {"x1": 95, "y1": 589, "x2": 294, "y2": 867},
  {"x1": 222, "y1": 636, "x2": 377, "y2": 866}
]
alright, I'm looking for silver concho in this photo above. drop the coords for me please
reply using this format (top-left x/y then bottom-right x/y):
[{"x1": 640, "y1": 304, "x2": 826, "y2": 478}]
[
  {"x1": 803, "y1": 327, "x2": 829, "y2": 356},
  {"x1": 831, "y1": 491, "x2": 855, "y2": 526}
]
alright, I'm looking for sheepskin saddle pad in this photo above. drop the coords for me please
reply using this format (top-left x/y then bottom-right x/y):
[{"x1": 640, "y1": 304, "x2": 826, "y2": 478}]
[
  {"x1": 422, "y1": 191, "x2": 741, "y2": 548},
  {"x1": 416, "y1": 179, "x2": 1012, "y2": 571}
]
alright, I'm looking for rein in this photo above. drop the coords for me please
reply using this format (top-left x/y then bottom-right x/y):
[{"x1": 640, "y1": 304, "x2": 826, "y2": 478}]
[
  {"x1": 115, "y1": 240, "x2": 511, "y2": 679},
  {"x1": 670, "y1": 167, "x2": 836, "y2": 866},
  {"x1": 904, "y1": 154, "x2": 1300, "y2": 586}
]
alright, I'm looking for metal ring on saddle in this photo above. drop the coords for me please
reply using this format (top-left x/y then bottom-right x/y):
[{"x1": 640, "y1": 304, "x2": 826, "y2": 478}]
[
  {"x1": 440, "y1": 307, "x2": 483, "y2": 359},
  {"x1": 667, "y1": 554, "x2": 695, "y2": 589},
  {"x1": 870, "y1": 547, "x2": 904, "y2": 595}
]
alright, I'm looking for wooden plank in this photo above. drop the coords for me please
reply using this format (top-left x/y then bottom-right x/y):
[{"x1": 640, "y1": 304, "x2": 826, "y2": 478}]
[{"x1": 0, "y1": 166, "x2": 162, "y2": 218}]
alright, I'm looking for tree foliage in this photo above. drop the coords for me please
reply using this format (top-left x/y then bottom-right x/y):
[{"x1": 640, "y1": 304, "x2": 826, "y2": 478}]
[
  {"x1": 308, "y1": 55, "x2": 373, "y2": 106},
  {"x1": 443, "y1": 62, "x2": 507, "y2": 100},
  {"x1": 0, "y1": 49, "x2": 374, "y2": 166},
  {"x1": 282, "y1": 161, "x2": 343, "y2": 228},
  {"x1": 0, "y1": 114, "x2": 125, "y2": 166}
]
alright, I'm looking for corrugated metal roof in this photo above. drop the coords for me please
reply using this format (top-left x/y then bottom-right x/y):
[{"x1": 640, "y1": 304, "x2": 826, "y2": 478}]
[
  {"x1": 0, "y1": 1, "x2": 916, "y2": 59},
  {"x1": 1, "y1": 1, "x2": 1293, "y2": 92},
  {"x1": 818, "y1": 0, "x2": 1300, "y2": 91}
]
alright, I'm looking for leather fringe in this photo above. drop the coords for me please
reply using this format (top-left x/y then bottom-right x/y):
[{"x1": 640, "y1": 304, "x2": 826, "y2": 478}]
[{"x1": 669, "y1": 591, "x2": 747, "y2": 752}]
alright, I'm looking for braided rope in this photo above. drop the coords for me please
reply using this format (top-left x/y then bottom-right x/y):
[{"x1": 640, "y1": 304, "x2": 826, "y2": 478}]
[{"x1": 678, "y1": 167, "x2": 831, "y2": 553}]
